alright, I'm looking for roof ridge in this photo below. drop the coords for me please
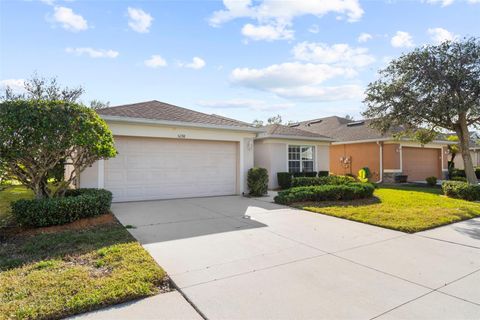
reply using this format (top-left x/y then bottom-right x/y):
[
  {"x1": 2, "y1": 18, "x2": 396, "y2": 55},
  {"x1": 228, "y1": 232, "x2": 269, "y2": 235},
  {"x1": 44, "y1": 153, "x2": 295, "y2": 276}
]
[{"x1": 210, "y1": 113, "x2": 252, "y2": 127}]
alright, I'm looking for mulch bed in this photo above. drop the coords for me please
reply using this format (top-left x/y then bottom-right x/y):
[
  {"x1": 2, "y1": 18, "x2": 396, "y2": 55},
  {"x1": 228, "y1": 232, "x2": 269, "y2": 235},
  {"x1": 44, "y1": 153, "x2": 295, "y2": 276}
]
[{"x1": 0, "y1": 213, "x2": 116, "y2": 240}]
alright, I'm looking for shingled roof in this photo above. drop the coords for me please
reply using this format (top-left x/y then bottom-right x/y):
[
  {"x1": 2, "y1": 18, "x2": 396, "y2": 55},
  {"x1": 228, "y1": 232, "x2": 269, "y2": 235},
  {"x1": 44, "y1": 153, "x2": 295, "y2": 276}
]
[
  {"x1": 256, "y1": 124, "x2": 333, "y2": 141},
  {"x1": 292, "y1": 116, "x2": 397, "y2": 142},
  {"x1": 97, "y1": 100, "x2": 255, "y2": 128}
]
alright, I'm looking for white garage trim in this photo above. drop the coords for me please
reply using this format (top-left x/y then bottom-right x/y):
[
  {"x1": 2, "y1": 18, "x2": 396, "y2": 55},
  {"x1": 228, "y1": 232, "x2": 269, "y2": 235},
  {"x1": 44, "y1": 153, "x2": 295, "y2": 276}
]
[{"x1": 105, "y1": 137, "x2": 238, "y2": 202}]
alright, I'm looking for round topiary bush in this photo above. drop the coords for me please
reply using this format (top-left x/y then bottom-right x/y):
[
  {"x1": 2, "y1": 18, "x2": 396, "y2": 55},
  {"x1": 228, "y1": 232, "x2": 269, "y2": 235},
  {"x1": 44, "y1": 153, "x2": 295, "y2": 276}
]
[
  {"x1": 12, "y1": 188, "x2": 113, "y2": 227},
  {"x1": 247, "y1": 167, "x2": 269, "y2": 196}
]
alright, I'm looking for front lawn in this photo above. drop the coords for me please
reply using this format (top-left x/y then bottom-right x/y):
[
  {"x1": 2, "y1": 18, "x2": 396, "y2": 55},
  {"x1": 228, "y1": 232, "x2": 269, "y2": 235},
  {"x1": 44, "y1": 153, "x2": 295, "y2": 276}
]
[
  {"x1": 299, "y1": 185, "x2": 480, "y2": 233},
  {"x1": 0, "y1": 186, "x2": 168, "y2": 320},
  {"x1": 0, "y1": 185, "x2": 32, "y2": 228}
]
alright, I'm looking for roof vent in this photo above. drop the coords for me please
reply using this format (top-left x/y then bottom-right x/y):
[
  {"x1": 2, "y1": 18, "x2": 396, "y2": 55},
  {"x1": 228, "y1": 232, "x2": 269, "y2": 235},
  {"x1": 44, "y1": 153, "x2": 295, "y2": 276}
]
[
  {"x1": 307, "y1": 119, "x2": 323, "y2": 126},
  {"x1": 346, "y1": 121, "x2": 365, "y2": 127}
]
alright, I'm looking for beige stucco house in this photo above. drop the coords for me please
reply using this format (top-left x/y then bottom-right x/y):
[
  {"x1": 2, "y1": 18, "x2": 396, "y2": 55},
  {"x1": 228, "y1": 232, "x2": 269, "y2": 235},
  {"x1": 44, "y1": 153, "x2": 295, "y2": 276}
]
[
  {"x1": 79, "y1": 100, "x2": 262, "y2": 202},
  {"x1": 254, "y1": 124, "x2": 333, "y2": 189}
]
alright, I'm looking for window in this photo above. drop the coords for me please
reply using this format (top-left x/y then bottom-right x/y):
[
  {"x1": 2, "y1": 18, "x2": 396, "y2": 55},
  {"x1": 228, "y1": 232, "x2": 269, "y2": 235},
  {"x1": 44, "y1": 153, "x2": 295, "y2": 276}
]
[{"x1": 288, "y1": 145, "x2": 315, "y2": 173}]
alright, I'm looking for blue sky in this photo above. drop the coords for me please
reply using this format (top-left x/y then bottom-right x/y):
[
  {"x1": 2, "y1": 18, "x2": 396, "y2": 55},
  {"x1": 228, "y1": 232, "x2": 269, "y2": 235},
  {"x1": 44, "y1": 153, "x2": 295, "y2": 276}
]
[{"x1": 1, "y1": 0, "x2": 479, "y2": 123}]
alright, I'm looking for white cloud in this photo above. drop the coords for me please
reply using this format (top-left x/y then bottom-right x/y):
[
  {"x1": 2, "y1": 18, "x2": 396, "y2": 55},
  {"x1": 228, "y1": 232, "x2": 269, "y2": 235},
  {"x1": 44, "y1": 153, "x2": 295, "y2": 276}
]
[
  {"x1": 292, "y1": 42, "x2": 375, "y2": 67},
  {"x1": 270, "y1": 85, "x2": 363, "y2": 102},
  {"x1": 127, "y1": 7, "x2": 153, "y2": 33},
  {"x1": 357, "y1": 32, "x2": 372, "y2": 43},
  {"x1": 231, "y1": 63, "x2": 355, "y2": 88},
  {"x1": 0, "y1": 79, "x2": 25, "y2": 93},
  {"x1": 179, "y1": 57, "x2": 206, "y2": 69},
  {"x1": 427, "y1": 27, "x2": 457, "y2": 44},
  {"x1": 241, "y1": 23, "x2": 293, "y2": 41},
  {"x1": 52, "y1": 6, "x2": 88, "y2": 32},
  {"x1": 40, "y1": 0, "x2": 55, "y2": 5},
  {"x1": 197, "y1": 99, "x2": 293, "y2": 111},
  {"x1": 425, "y1": 0, "x2": 455, "y2": 6},
  {"x1": 230, "y1": 62, "x2": 361, "y2": 102},
  {"x1": 308, "y1": 24, "x2": 320, "y2": 34},
  {"x1": 426, "y1": 0, "x2": 480, "y2": 4},
  {"x1": 65, "y1": 47, "x2": 119, "y2": 58},
  {"x1": 144, "y1": 55, "x2": 167, "y2": 68},
  {"x1": 391, "y1": 31, "x2": 414, "y2": 48},
  {"x1": 209, "y1": 0, "x2": 363, "y2": 41}
]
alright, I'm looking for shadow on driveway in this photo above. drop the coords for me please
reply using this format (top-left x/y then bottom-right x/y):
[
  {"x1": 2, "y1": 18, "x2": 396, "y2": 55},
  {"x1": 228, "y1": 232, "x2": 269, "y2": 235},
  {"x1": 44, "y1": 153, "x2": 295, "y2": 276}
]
[{"x1": 111, "y1": 196, "x2": 286, "y2": 244}]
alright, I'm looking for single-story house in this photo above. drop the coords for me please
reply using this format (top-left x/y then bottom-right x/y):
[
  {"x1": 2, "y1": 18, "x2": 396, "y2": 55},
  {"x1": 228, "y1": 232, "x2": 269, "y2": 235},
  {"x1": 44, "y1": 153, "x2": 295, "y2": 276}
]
[
  {"x1": 292, "y1": 116, "x2": 451, "y2": 183},
  {"x1": 452, "y1": 133, "x2": 480, "y2": 169},
  {"x1": 253, "y1": 124, "x2": 333, "y2": 189},
  {"x1": 79, "y1": 100, "x2": 262, "y2": 202}
]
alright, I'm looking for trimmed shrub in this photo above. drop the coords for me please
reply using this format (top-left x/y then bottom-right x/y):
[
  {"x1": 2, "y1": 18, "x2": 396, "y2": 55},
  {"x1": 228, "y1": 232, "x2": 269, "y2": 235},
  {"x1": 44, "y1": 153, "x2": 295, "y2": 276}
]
[
  {"x1": 304, "y1": 171, "x2": 317, "y2": 177},
  {"x1": 247, "y1": 167, "x2": 268, "y2": 196},
  {"x1": 442, "y1": 181, "x2": 480, "y2": 201},
  {"x1": 426, "y1": 176, "x2": 437, "y2": 187},
  {"x1": 12, "y1": 188, "x2": 112, "y2": 227},
  {"x1": 449, "y1": 168, "x2": 466, "y2": 179},
  {"x1": 292, "y1": 172, "x2": 305, "y2": 177},
  {"x1": 274, "y1": 183, "x2": 375, "y2": 205},
  {"x1": 291, "y1": 175, "x2": 356, "y2": 187},
  {"x1": 277, "y1": 172, "x2": 292, "y2": 189},
  {"x1": 451, "y1": 176, "x2": 467, "y2": 182},
  {"x1": 318, "y1": 171, "x2": 329, "y2": 177},
  {"x1": 476, "y1": 167, "x2": 480, "y2": 179}
]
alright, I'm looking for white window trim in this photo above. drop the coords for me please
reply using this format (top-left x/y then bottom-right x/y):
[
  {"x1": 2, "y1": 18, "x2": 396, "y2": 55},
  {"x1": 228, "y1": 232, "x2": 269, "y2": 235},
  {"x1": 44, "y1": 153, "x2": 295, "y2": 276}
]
[{"x1": 287, "y1": 144, "x2": 316, "y2": 173}]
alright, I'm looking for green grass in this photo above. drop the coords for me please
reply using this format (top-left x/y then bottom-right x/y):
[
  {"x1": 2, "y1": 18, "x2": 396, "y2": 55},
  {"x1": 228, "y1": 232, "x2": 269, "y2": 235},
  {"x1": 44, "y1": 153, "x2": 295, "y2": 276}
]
[
  {"x1": 300, "y1": 184, "x2": 480, "y2": 233},
  {"x1": 0, "y1": 185, "x2": 167, "y2": 320},
  {"x1": 0, "y1": 186, "x2": 33, "y2": 227},
  {"x1": 0, "y1": 224, "x2": 166, "y2": 320}
]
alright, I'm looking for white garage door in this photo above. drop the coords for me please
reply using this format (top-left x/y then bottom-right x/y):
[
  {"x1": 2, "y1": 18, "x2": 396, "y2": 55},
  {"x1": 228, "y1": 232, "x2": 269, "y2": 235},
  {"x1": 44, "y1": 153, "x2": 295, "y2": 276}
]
[{"x1": 105, "y1": 136, "x2": 238, "y2": 202}]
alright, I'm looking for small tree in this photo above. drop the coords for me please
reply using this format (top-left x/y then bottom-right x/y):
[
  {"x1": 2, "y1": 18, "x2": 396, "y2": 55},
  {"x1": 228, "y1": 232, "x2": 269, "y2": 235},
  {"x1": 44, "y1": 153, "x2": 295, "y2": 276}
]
[
  {"x1": 447, "y1": 135, "x2": 459, "y2": 169},
  {"x1": 363, "y1": 38, "x2": 480, "y2": 184},
  {"x1": 0, "y1": 100, "x2": 117, "y2": 199},
  {"x1": 2, "y1": 73, "x2": 84, "y2": 102}
]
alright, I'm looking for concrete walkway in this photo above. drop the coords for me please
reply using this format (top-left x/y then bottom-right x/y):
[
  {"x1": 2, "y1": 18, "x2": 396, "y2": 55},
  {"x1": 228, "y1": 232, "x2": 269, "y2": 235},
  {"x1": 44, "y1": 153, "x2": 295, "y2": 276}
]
[
  {"x1": 69, "y1": 292, "x2": 202, "y2": 320},
  {"x1": 79, "y1": 194, "x2": 480, "y2": 319}
]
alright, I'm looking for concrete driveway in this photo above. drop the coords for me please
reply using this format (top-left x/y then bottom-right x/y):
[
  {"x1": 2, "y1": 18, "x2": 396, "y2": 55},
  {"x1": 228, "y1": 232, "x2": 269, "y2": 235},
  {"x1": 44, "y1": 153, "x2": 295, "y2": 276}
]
[{"x1": 112, "y1": 195, "x2": 480, "y2": 319}]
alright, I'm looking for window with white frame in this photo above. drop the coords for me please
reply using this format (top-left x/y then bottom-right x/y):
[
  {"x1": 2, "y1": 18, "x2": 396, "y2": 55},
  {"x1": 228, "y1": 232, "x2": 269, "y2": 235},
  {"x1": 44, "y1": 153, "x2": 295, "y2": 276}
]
[{"x1": 288, "y1": 145, "x2": 315, "y2": 173}]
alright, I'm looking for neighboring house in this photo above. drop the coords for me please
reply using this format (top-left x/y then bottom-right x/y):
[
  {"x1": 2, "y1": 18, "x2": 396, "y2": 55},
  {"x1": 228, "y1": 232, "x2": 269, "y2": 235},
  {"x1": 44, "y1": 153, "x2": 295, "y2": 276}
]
[
  {"x1": 292, "y1": 116, "x2": 451, "y2": 183},
  {"x1": 254, "y1": 124, "x2": 333, "y2": 189},
  {"x1": 452, "y1": 133, "x2": 480, "y2": 169},
  {"x1": 80, "y1": 100, "x2": 262, "y2": 202}
]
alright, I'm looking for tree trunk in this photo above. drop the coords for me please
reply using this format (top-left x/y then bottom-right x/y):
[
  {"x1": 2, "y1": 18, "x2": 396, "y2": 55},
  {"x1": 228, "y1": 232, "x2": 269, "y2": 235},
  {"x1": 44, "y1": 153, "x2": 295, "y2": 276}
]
[
  {"x1": 455, "y1": 114, "x2": 477, "y2": 184},
  {"x1": 449, "y1": 153, "x2": 456, "y2": 169}
]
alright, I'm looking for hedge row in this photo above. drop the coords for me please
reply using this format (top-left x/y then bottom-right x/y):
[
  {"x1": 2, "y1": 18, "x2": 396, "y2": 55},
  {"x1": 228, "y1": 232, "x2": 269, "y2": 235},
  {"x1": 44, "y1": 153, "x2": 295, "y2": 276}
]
[
  {"x1": 291, "y1": 175, "x2": 356, "y2": 187},
  {"x1": 276, "y1": 171, "x2": 330, "y2": 189},
  {"x1": 449, "y1": 167, "x2": 480, "y2": 179},
  {"x1": 12, "y1": 188, "x2": 113, "y2": 227},
  {"x1": 274, "y1": 183, "x2": 375, "y2": 205},
  {"x1": 442, "y1": 181, "x2": 480, "y2": 201}
]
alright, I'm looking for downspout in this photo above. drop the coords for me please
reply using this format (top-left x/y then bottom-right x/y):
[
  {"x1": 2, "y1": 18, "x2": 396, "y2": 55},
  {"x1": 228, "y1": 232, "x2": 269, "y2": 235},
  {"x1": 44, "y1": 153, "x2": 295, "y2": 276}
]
[{"x1": 376, "y1": 141, "x2": 383, "y2": 183}]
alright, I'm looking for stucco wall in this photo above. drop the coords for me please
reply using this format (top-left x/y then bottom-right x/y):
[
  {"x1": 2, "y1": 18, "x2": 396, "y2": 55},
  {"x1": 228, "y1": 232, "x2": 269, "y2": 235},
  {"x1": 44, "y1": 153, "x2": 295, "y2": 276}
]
[
  {"x1": 254, "y1": 141, "x2": 287, "y2": 189},
  {"x1": 330, "y1": 142, "x2": 381, "y2": 182},
  {"x1": 453, "y1": 150, "x2": 480, "y2": 169},
  {"x1": 254, "y1": 139, "x2": 330, "y2": 189},
  {"x1": 383, "y1": 143, "x2": 400, "y2": 170},
  {"x1": 316, "y1": 145, "x2": 330, "y2": 172},
  {"x1": 80, "y1": 161, "x2": 99, "y2": 188}
]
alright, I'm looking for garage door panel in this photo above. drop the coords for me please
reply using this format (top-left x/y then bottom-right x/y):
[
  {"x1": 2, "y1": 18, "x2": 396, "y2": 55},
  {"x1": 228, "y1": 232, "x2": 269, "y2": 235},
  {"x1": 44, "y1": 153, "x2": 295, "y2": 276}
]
[
  {"x1": 402, "y1": 147, "x2": 440, "y2": 181},
  {"x1": 105, "y1": 137, "x2": 238, "y2": 202}
]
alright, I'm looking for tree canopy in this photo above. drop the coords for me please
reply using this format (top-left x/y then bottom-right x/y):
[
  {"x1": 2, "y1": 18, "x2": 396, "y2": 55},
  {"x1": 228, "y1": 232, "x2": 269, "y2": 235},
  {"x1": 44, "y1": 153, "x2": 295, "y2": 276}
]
[
  {"x1": 0, "y1": 100, "x2": 117, "y2": 198},
  {"x1": 363, "y1": 37, "x2": 480, "y2": 183}
]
